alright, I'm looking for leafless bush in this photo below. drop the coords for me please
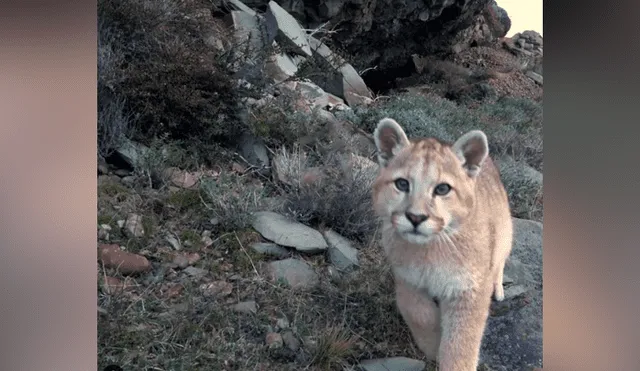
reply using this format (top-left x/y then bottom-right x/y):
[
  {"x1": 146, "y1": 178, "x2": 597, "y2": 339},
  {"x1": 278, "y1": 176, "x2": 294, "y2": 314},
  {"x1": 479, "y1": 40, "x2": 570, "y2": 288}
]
[{"x1": 274, "y1": 146, "x2": 379, "y2": 242}]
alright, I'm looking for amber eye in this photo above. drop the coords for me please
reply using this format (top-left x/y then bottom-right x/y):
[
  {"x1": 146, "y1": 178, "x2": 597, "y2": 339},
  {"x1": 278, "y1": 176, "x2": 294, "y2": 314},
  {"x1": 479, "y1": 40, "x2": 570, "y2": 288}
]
[
  {"x1": 394, "y1": 178, "x2": 410, "y2": 192},
  {"x1": 434, "y1": 183, "x2": 451, "y2": 196}
]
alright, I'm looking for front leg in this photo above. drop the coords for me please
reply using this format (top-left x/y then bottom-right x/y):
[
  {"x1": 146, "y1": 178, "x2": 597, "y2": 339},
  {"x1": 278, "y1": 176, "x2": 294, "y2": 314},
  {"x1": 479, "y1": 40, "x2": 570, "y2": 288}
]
[{"x1": 438, "y1": 288, "x2": 492, "y2": 371}]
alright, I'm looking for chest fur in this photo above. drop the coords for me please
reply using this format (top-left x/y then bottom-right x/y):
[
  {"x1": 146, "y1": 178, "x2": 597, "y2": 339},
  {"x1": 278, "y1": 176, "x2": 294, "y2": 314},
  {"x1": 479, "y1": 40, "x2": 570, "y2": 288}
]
[{"x1": 392, "y1": 263, "x2": 475, "y2": 300}]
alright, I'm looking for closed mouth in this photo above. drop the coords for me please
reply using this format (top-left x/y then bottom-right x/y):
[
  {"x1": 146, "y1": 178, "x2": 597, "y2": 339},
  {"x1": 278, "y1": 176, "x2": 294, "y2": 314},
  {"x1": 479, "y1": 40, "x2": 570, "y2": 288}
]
[{"x1": 403, "y1": 229, "x2": 425, "y2": 237}]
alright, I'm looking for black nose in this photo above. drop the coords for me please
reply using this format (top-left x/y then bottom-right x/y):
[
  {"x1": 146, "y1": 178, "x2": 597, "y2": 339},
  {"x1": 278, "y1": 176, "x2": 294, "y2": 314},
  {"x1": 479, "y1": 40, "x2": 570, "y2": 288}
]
[{"x1": 405, "y1": 212, "x2": 428, "y2": 227}]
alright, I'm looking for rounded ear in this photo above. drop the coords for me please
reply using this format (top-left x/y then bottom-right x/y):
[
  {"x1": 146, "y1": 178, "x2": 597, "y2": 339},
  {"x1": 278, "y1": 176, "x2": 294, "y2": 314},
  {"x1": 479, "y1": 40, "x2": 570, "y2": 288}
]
[
  {"x1": 373, "y1": 118, "x2": 410, "y2": 167},
  {"x1": 452, "y1": 130, "x2": 489, "y2": 177}
]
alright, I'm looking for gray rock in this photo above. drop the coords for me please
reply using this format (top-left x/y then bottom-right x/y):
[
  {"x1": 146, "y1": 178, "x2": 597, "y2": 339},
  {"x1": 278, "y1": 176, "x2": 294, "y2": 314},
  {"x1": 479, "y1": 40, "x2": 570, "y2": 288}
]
[
  {"x1": 98, "y1": 224, "x2": 111, "y2": 241},
  {"x1": 324, "y1": 229, "x2": 359, "y2": 272},
  {"x1": 264, "y1": 52, "x2": 299, "y2": 83},
  {"x1": 318, "y1": 1, "x2": 344, "y2": 18},
  {"x1": 522, "y1": 30, "x2": 543, "y2": 46},
  {"x1": 223, "y1": 0, "x2": 257, "y2": 16},
  {"x1": 340, "y1": 64, "x2": 373, "y2": 106},
  {"x1": 481, "y1": 218, "x2": 542, "y2": 370},
  {"x1": 113, "y1": 169, "x2": 130, "y2": 177},
  {"x1": 526, "y1": 70, "x2": 543, "y2": 85},
  {"x1": 250, "y1": 242, "x2": 290, "y2": 258},
  {"x1": 224, "y1": 10, "x2": 268, "y2": 77},
  {"x1": 293, "y1": 81, "x2": 345, "y2": 110},
  {"x1": 165, "y1": 235, "x2": 182, "y2": 251},
  {"x1": 172, "y1": 255, "x2": 190, "y2": 269},
  {"x1": 281, "y1": 331, "x2": 300, "y2": 351},
  {"x1": 121, "y1": 176, "x2": 136, "y2": 186},
  {"x1": 232, "y1": 300, "x2": 258, "y2": 314},
  {"x1": 183, "y1": 266, "x2": 209, "y2": 279},
  {"x1": 252, "y1": 211, "x2": 328, "y2": 253},
  {"x1": 358, "y1": 357, "x2": 426, "y2": 371},
  {"x1": 113, "y1": 139, "x2": 150, "y2": 169},
  {"x1": 264, "y1": 1, "x2": 312, "y2": 57},
  {"x1": 503, "y1": 257, "x2": 534, "y2": 287},
  {"x1": 295, "y1": 81, "x2": 329, "y2": 108},
  {"x1": 98, "y1": 156, "x2": 109, "y2": 175},
  {"x1": 276, "y1": 316, "x2": 290, "y2": 329},
  {"x1": 503, "y1": 284, "x2": 528, "y2": 299},
  {"x1": 123, "y1": 213, "x2": 144, "y2": 238},
  {"x1": 264, "y1": 258, "x2": 319, "y2": 290},
  {"x1": 238, "y1": 132, "x2": 270, "y2": 172},
  {"x1": 327, "y1": 265, "x2": 343, "y2": 284},
  {"x1": 306, "y1": 36, "x2": 372, "y2": 106}
]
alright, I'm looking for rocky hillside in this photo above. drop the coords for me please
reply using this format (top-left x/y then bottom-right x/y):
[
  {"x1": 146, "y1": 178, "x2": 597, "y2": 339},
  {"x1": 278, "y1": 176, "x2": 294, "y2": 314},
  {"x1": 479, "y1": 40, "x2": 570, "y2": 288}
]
[{"x1": 98, "y1": 0, "x2": 543, "y2": 370}]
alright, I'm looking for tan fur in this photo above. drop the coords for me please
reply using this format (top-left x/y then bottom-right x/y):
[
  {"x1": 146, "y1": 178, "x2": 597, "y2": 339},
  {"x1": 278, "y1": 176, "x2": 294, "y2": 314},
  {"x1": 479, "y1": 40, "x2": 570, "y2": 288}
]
[{"x1": 372, "y1": 118, "x2": 513, "y2": 370}]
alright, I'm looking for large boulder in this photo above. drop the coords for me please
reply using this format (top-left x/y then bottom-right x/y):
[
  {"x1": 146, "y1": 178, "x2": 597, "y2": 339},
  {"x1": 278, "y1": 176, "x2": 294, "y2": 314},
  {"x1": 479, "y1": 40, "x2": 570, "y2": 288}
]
[
  {"x1": 229, "y1": 0, "x2": 508, "y2": 73},
  {"x1": 306, "y1": 36, "x2": 372, "y2": 106},
  {"x1": 503, "y1": 30, "x2": 543, "y2": 76},
  {"x1": 452, "y1": 0, "x2": 511, "y2": 52},
  {"x1": 481, "y1": 217, "x2": 543, "y2": 370}
]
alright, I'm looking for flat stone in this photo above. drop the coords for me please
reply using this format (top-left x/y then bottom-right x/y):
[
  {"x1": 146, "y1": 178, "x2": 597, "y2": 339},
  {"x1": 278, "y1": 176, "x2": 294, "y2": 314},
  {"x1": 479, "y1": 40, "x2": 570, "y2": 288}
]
[
  {"x1": 183, "y1": 266, "x2": 209, "y2": 279},
  {"x1": 526, "y1": 71, "x2": 543, "y2": 85},
  {"x1": 252, "y1": 211, "x2": 327, "y2": 253},
  {"x1": 307, "y1": 36, "x2": 372, "y2": 106},
  {"x1": 276, "y1": 317, "x2": 290, "y2": 329},
  {"x1": 224, "y1": 10, "x2": 267, "y2": 73},
  {"x1": 265, "y1": 258, "x2": 319, "y2": 290},
  {"x1": 324, "y1": 229, "x2": 359, "y2": 272},
  {"x1": 123, "y1": 214, "x2": 144, "y2": 238},
  {"x1": 172, "y1": 254, "x2": 190, "y2": 269},
  {"x1": 295, "y1": 81, "x2": 346, "y2": 110},
  {"x1": 232, "y1": 300, "x2": 258, "y2": 314},
  {"x1": 264, "y1": 52, "x2": 299, "y2": 83},
  {"x1": 163, "y1": 167, "x2": 198, "y2": 189},
  {"x1": 98, "y1": 156, "x2": 109, "y2": 175},
  {"x1": 223, "y1": 0, "x2": 256, "y2": 16},
  {"x1": 481, "y1": 218, "x2": 543, "y2": 369},
  {"x1": 113, "y1": 139, "x2": 150, "y2": 169},
  {"x1": 238, "y1": 132, "x2": 270, "y2": 172},
  {"x1": 250, "y1": 242, "x2": 290, "y2": 258},
  {"x1": 165, "y1": 235, "x2": 182, "y2": 251},
  {"x1": 282, "y1": 331, "x2": 300, "y2": 351},
  {"x1": 359, "y1": 357, "x2": 426, "y2": 371},
  {"x1": 503, "y1": 284, "x2": 528, "y2": 299},
  {"x1": 265, "y1": 1, "x2": 311, "y2": 57}
]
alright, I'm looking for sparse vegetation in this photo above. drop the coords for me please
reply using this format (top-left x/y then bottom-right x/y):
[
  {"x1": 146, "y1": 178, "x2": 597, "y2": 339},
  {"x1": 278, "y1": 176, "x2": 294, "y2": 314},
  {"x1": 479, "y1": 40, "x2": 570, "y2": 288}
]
[
  {"x1": 98, "y1": 0, "x2": 542, "y2": 368},
  {"x1": 274, "y1": 146, "x2": 378, "y2": 242},
  {"x1": 200, "y1": 171, "x2": 271, "y2": 232}
]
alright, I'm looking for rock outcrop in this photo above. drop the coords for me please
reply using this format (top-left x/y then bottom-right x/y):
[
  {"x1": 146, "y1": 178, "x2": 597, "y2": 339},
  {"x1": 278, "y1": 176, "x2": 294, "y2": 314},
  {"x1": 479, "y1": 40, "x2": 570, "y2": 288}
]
[
  {"x1": 222, "y1": 0, "x2": 373, "y2": 105},
  {"x1": 453, "y1": 0, "x2": 511, "y2": 52},
  {"x1": 225, "y1": 0, "x2": 511, "y2": 75},
  {"x1": 481, "y1": 218, "x2": 543, "y2": 370},
  {"x1": 503, "y1": 30, "x2": 543, "y2": 77}
]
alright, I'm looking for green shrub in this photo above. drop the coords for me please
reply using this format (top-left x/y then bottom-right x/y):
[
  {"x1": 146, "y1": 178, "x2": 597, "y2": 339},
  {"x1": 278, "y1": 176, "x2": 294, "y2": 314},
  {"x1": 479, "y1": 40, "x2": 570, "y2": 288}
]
[
  {"x1": 199, "y1": 172, "x2": 270, "y2": 232},
  {"x1": 496, "y1": 156, "x2": 543, "y2": 221},
  {"x1": 97, "y1": 0, "x2": 257, "y2": 152},
  {"x1": 246, "y1": 92, "x2": 322, "y2": 148},
  {"x1": 337, "y1": 93, "x2": 543, "y2": 170}
]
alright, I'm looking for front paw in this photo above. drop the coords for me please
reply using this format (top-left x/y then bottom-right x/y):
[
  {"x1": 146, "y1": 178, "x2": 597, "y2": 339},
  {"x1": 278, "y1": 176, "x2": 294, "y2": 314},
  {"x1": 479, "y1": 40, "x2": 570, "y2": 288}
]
[{"x1": 493, "y1": 284, "x2": 504, "y2": 302}]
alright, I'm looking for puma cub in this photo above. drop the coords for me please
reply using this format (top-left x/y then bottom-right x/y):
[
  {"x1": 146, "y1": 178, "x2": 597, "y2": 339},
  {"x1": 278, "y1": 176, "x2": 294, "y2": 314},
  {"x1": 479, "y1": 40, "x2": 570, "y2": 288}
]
[{"x1": 371, "y1": 118, "x2": 513, "y2": 370}]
